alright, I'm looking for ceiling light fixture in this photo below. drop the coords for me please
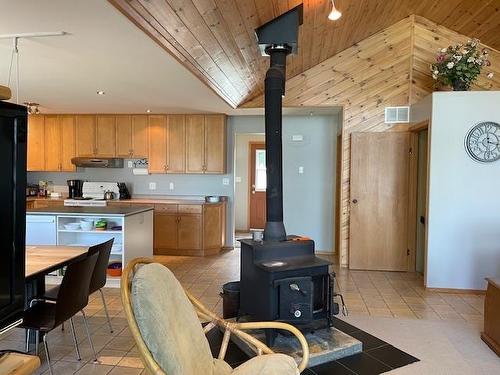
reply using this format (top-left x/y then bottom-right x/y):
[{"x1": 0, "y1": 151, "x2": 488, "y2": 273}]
[
  {"x1": 97, "y1": 90, "x2": 105, "y2": 95},
  {"x1": 146, "y1": 109, "x2": 151, "y2": 113},
  {"x1": 328, "y1": 0, "x2": 342, "y2": 21}
]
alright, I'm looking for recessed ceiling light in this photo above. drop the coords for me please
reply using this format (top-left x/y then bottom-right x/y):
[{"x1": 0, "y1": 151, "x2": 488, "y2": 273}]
[
  {"x1": 97, "y1": 90, "x2": 105, "y2": 95},
  {"x1": 146, "y1": 109, "x2": 151, "y2": 113}
]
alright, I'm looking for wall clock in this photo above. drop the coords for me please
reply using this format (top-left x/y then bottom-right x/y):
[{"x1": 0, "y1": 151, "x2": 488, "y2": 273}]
[{"x1": 464, "y1": 121, "x2": 500, "y2": 163}]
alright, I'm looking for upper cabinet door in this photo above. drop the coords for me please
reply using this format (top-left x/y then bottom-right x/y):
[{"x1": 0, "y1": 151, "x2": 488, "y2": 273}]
[
  {"x1": 44, "y1": 115, "x2": 61, "y2": 171},
  {"x1": 204, "y1": 115, "x2": 226, "y2": 174},
  {"x1": 27, "y1": 115, "x2": 45, "y2": 171},
  {"x1": 116, "y1": 115, "x2": 132, "y2": 157},
  {"x1": 132, "y1": 115, "x2": 148, "y2": 158},
  {"x1": 167, "y1": 115, "x2": 185, "y2": 173},
  {"x1": 96, "y1": 116, "x2": 116, "y2": 157},
  {"x1": 76, "y1": 115, "x2": 96, "y2": 156},
  {"x1": 148, "y1": 115, "x2": 167, "y2": 173},
  {"x1": 185, "y1": 115, "x2": 205, "y2": 174},
  {"x1": 60, "y1": 116, "x2": 76, "y2": 171}
]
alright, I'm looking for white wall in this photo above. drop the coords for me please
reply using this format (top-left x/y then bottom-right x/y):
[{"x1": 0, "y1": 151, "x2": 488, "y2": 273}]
[
  {"x1": 234, "y1": 133, "x2": 265, "y2": 231},
  {"x1": 426, "y1": 91, "x2": 500, "y2": 290}
]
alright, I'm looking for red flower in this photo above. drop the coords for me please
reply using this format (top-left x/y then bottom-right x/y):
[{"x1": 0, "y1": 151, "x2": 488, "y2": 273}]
[{"x1": 437, "y1": 55, "x2": 446, "y2": 63}]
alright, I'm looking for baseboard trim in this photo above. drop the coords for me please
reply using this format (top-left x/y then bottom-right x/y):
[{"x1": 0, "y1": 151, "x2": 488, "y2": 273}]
[
  {"x1": 425, "y1": 287, "x2": 486, "y2": 294},
  {"x1": 316, "y1": 251, "x2": 336, "y2": 256}
]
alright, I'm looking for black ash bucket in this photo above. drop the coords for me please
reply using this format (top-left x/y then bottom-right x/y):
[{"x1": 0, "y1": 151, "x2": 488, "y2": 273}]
[{"x1": 220, "y1": 281, "x2": 240, "y2": 319}]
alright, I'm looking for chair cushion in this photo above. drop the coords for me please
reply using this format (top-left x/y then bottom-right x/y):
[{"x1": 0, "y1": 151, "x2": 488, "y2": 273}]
[
  {"x1": 231, "y1": 354, "x2": 299, "y2": 375},
  {"x1": 213, "y1": 358, "x2": 233, "y2": 375},
  {"x1": 131, "y1": 263, "x2": 217, "y2": 375}
]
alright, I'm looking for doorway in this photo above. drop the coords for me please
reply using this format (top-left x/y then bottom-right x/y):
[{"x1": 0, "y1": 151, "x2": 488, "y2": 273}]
[{"x1": 249, "y1": 142, "x2": 266, "y2": 229}]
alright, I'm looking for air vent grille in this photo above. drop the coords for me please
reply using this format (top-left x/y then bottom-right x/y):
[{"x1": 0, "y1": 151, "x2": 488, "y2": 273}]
[{"x1": 385, "y1": 106, "x2": 410, "y2": 123}]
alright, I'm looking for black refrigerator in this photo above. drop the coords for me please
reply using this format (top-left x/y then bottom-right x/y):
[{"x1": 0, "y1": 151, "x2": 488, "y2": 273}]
[{"x1": 0, "y1": 101, "x2": 27, "y2": 333}]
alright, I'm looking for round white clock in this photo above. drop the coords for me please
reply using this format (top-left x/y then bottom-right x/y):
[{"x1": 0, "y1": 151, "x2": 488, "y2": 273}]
[{"x1": 464, "y1": 121, "x2": 500, "y2": 163}]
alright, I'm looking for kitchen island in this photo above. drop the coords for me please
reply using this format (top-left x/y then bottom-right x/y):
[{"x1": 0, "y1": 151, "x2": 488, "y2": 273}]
[{"x1": 26, "y1": 205, "x2": 154, "y2": 287}]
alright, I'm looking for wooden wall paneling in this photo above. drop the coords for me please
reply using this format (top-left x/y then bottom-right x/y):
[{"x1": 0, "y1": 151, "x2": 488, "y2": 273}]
[
  {"x1": 185, "y1": 115, "x2": 205, "y2": 173},
  {"x1": 132, "y1": 115, "x2": 149, "y2": 158},
  {"x1": 76, "y1": 115, "x2": 96, "y2": 157},
  {"x1": 148, "y1": 115, "x2": 167, "y2": 174},
  {"x1": 60, "y1": 115, "x2": 76, "y2": 171},
  {"x1": 166, "y1": 114, "x2": 186, "y2": 173},
  {"x1": 27, "y1": 115, "x2": 45, "y2": 171},
  {"x1": 43, "y1": 115, "x2": 61, "y2": 171},
  {"x1": 116, "y1": 115, "x2": 133, "y2": 157},
  {"x1": 96, "y1": 115, "x2": 116, "y2": 157}
]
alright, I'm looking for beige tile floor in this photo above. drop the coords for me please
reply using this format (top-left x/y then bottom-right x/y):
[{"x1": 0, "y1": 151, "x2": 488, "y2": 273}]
[{"x1": 0, "y1": 248, "x2": 487, "y2": 374}]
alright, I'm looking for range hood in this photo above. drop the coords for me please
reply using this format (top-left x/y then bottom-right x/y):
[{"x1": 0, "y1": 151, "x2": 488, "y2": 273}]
[{"x1": 71, "y1": 157, "x2": 124, "y2": 168}]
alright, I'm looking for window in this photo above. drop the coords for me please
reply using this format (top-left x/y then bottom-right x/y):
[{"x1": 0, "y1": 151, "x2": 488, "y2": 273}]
[{"x1": 255, "y1": 149, "x2": 266, "y2": 191}]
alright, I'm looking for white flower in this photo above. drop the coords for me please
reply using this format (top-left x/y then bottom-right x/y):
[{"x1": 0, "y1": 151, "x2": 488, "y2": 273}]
[
  {"x1": 455, "y1": 55, "x2": 462, "y2": 61},
  {"x1": 434, "y1": 70, "x2": 439, "y2": 75},
  {"x1": 432, "y1": 74, "x2": 438, "y2": 80},
  {"x1": 487, "y1": 72, "x2": 494, "y2": 79},
  {"x1": 447, "y1": 62, "x2": 455, "y2": 69},
  {"x1": 441, "y1": 48, "x2": 447, "y2": 53},
  {"x1": 467, "y1": 57, "x2": 474, "y2": 63}
]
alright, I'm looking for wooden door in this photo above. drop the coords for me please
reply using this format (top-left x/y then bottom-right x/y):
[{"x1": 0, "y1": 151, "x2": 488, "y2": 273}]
[
  {"x1": 185, "y1": 115, "x2": 205, "y2": 173},
  {"x1": 349, "y1": 132, "x2": 411, "y2": 271},
  {"x1": 178, "y1": 215, "x2": 202, "y2": 250},
  {"x1": 132, "y1": 115, "x2": 148, "y2": 157},
  {"x1": 76, "y1": 115, "x2": 96, "y2": 156},
  {"x1": 154, "y1": 213, "x2": 178, "y2": 250},
  {"x1": 148, "y1": 115, "x2": 167, "y2": 173},
  {"x1": 27, "y1": 115, "x2": 45, "y2": 171},
  {"x1": 204, "y1": 115, "x2": 226, "y2": 173},
  {"x1": 44, "y1": 115, "x2": 61, "y2": 171},
  {"x1": 116, "y1": 115, "x2": 132, "y2": 157},
  {"x1": 167, "y1": 115, "x2": 185, "y2": 173},
  {"x1": 96, "y1": 116, "x2": 116, "y2": 157},
  {"x1": 249, "y1": 142, "x2": 266, "y2": 229},
  {"x1": 60, "y1": 116, "x2": 76, "y2": 171},
  {"x1": 203, "y1": 205, "x2": 222, "y2": 249}
]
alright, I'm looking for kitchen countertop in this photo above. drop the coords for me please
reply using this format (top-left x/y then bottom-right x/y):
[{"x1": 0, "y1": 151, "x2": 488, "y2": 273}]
[
  {"x1": 26, "y1": 205, "x2": 154, "y2": 217},
  {"x1": 27, "y1": 195, "x2": 225, "y2": 205}
]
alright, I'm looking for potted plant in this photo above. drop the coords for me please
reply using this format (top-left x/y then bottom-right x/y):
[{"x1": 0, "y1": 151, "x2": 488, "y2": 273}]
[{"x1": 430, "y1": 38, "x2": 494, "y2": 91}]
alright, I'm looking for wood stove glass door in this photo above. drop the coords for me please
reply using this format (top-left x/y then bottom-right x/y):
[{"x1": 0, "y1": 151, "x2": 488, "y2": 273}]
[{"x1": 249, "y1": 142, "x2": 266, "y2": 229}]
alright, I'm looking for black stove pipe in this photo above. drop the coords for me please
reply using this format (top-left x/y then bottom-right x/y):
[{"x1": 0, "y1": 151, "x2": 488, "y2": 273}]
[{"x1": 263, "y1": 45, "x2": 292, "y2": 242}]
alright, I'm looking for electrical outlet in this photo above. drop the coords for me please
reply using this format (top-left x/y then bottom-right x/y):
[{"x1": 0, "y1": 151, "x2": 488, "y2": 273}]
[
  {"x1": 169, "y1": 182, "x2": 174, "y2": 190},
  {"x1": 149, "y1": 182, "x2": 156, "y2": 190},
  {"x1": 222, "y1": 177, "x2": 230, "y2": 185},
  {"x1": 298, "y1": 166, "x2": 304, "y2": 174},
  {"x1": 127, "y1": 161, "x2": 133, "y2": 168}
]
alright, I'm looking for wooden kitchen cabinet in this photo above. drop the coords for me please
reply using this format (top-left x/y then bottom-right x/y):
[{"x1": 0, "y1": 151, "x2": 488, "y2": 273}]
[
  {"x1": 148, "y1": 115, "x2": 167, "y2": 173},
  {"x1": 153, "y1": 202, "x2": 226, "y2": 256},
  {"x1": 185, "y1": 114, "x2": 226, "y2": 174},
  {"x1": 27, "y1": 115, "x2": 45, "y2": 171},
  {"x1": 167, "y1": 115, "x2": 186, "y2": 173},
  {"x1": 116, "y1": 115, "x2": 149, "y2": 158},
  {"x1": 44, "y1": 115, "x2": 76, "y2": 172},
  {"x1": 96, "y1": 116, "x2": 116, "y2": 157},
  {"x1": 76, "y1": 115, "x2": 96, "y2": 157},
  {"x1": 132, "y1": 115, "x2": 148, "y2": 157},
  {"x1": 116, "y1": 115, "x2": 132, "y2": 157}
]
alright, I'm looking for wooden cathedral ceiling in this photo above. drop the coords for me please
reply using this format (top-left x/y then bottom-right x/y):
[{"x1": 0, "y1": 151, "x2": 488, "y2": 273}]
[{"x1": 109, "y1": 0, "x2": 500, "y2": 108}]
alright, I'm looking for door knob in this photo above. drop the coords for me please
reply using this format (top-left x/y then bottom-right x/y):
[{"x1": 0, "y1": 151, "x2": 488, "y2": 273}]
[
  {"x1": 352, "y1": 199, "x2": 358, "y2": 204},
  {"x1": 252, "y1": 191, "x2": 255, "y2": 194}
]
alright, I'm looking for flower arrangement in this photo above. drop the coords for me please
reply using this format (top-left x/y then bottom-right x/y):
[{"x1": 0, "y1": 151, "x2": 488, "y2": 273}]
[{"x1": 430, "y1": 38, "x2": 494, "y2": 91}]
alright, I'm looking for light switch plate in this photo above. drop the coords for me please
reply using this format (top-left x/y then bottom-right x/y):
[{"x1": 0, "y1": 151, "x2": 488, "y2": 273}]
[
  {"x1": 235, "y1": 176, "x2": 242, "y2": 183},
  {"x1": 222, "y1": 177, "x2": 230, "y2": 185},
  {"x1": 292, "y1": 134, "x2": 304, "y2": 141},
  {"x1": 169, "y1": 182, "x2": 174, "y2": 190},
  {"x1": 298, "y1": 166, "x2": 304, "y2": 174},
  {"x1": 127, "y1": 161, "x2": 134, "y2": 168},
  {"x1": 149, "y1": 182, "x2": 157, "y2": 190}
]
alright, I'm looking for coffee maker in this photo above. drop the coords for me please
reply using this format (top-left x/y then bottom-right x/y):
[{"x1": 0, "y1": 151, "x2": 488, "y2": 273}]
[{"x1": 67, "y1": 179, "x2": 83, "y2": 198}]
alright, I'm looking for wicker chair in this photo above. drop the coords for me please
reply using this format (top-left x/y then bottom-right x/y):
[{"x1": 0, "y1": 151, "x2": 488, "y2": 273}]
[{"x1": 121, "y1": 257, "x2": 310, "y2": 375}]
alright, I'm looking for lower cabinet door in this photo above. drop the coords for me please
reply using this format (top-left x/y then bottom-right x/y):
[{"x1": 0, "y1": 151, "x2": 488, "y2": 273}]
[
  {"x1": 154, "y1": 213, "x2": 178, "y2": 251},
  {"x1": 178, "y1": 214, "x2": 202, "y2": 250}
]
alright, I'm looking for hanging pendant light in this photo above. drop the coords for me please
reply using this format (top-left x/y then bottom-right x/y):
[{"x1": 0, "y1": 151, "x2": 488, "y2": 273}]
[{"x1": 328, "y1": 0, "x2": 342, "y2": 21}]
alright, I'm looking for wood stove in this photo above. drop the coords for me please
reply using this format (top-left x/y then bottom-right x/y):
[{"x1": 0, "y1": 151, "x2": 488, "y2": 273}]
[{"x1": 238, "y1": 4, "x2": 344, "y2": 346}]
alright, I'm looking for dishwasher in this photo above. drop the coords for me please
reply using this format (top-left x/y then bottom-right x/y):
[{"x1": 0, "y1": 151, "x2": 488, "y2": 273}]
[{"x1": 26, "y1": 215, "x2": 57, "y2": 245}]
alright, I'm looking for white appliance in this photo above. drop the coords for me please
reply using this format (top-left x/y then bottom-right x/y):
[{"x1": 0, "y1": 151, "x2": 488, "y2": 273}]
[
  {"x1": 26, "y1": 215, "x2": 57, "y2": 245},
  {"x1": 64, "y1": 181, "x2": 120, "y2": 207}
]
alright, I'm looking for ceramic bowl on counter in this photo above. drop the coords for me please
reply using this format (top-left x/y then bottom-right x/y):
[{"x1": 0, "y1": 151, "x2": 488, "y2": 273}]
[
  {"x1": 80, "y1": 221, "x2": 94, "y2": 231},
  {"x1": 64, "y1": 222, "x2": 81, "y2": 230}
]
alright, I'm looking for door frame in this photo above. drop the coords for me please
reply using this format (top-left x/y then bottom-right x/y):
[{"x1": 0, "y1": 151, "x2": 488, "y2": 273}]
[
  {"x1": 407, "y1": 120, "x2": 430, "y2": 278},
  {"x1": 247, "y1": 141, "x2": 266, "y2": 230}
]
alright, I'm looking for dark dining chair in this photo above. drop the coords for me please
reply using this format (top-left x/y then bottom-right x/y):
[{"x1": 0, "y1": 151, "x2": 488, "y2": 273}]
[
  {"x1": 43, "y1": 238, "x2": 115, "y2": 333},
  {"x1": 21, "y1": 252, "x2": 98, "y2": 375}
]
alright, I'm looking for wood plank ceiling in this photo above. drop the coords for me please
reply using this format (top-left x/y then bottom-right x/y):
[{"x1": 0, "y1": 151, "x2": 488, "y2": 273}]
[{"x1": 109, "y1": 0, "x2": 500, "y2": 108}]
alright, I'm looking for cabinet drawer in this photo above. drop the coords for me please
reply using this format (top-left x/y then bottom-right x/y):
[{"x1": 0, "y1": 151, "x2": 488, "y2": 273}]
[
  {"x1": 178, "y1": 205, "x2": 202, "y2": 214},
  {"x1": 154, "y1": 204, "x2": 178, "y2": 213}
]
